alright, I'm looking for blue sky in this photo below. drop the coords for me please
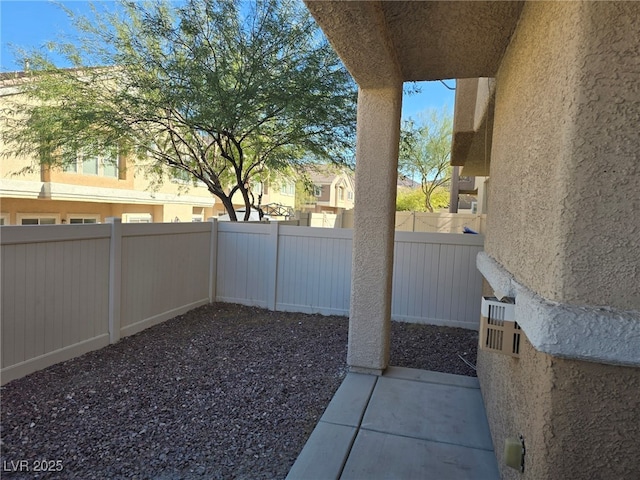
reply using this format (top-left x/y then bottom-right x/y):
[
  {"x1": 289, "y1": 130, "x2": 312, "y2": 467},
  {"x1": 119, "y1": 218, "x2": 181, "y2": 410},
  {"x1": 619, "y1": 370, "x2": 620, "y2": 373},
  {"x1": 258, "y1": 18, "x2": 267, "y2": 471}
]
[{"x1": 0, "y1": 0, "x2": 455, "y2": 119}]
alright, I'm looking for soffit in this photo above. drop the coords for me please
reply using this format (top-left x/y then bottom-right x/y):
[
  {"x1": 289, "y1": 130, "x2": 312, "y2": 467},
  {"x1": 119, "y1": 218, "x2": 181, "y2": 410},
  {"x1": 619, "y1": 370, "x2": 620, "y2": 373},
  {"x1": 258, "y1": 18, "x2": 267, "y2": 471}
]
[{"x1": 304, "y1": 1, "x2": 524, "y2": 87}]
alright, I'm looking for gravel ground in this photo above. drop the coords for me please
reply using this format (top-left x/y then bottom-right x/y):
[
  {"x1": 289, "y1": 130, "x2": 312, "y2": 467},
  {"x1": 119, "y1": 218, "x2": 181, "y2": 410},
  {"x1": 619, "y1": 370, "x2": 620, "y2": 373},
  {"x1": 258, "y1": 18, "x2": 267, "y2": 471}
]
[{"x1": 1, "y1": 303, "x2": 477, "y2": 480}]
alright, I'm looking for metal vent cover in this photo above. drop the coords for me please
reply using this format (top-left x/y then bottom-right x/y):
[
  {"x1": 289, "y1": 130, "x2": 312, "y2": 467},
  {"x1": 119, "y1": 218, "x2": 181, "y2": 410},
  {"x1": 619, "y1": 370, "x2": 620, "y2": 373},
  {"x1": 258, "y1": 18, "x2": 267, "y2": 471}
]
[{"x1": 480, "y1": 296, "x2": 521, "y2": 357}]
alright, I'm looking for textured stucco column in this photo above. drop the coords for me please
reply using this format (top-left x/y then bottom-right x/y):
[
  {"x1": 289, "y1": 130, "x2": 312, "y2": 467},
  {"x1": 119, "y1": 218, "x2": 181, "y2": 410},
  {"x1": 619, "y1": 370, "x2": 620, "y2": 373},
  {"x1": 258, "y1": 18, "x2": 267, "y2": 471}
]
[{"x1": 348, "y1": 86, "x2": 402, "y2": 374}]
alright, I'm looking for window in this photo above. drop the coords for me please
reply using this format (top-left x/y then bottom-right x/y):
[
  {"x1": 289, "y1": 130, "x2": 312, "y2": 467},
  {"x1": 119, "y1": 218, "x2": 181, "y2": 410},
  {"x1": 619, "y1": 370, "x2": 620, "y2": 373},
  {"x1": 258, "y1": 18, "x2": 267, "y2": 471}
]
[
  {"x1": 192, "y1": 207, "x2": 204, "y2": 222},
  {"x1": 0, "y1": 214, "x2": 8, "y2": 225},
  {"x1": 171, "y1": 168, "x2": 191, "y2": 183},
  {"x1": 123, "y1": 213, "x2": 152, "y2": 223},
  {"x1": 83, "y1": 156, "x2": 99, "y2": 175},
  {"x1": 338, "y1": 186, "x2": 345, "y2": 201},
  {"x1": 68, "y1": 214, "x2": 100, "y2": 224},
  {"x1": 65, "y1": 147, "x2": 119, "y2": 177},
  {"x1": 170, "y1": 167, "x2": 207, "y2": 187},
  {"x1": 102, "y1": 157, "x2": 118, "y2": 177},
  {"x1": 280, "y1": 181, "x2": 295, "y2": 196},
  {"x1": 314, "y1": 185, "x2": 322, "y2": 197},
  {"x1": 63, "y1": 161, "x2": 78, "y2": 173},
  {"x1": 348, "y1": 191, "x2": 354, "y2": 200},
  {"x1": 251, "y1": 181, "x2": 264, "y2": 196},
  {"x1": 17, "y1": 214, "x2": 60, "y2": 225}
]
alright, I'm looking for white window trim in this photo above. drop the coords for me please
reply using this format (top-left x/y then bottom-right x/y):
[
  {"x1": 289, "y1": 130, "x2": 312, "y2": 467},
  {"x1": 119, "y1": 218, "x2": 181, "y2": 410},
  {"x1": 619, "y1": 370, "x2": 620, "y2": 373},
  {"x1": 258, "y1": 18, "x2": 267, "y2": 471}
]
[
  {"x1": 122, "y1": 213, "x2": 152, "y2": 223},
  {"x1": 65, "y1": 150, "x2": 120, "y2": 178},
  {"x1": 16, "y1": 213, "x2": 61, "y2": 225},
  {"x1": 66, "y1": 214, "x2": 101, "y2": 224},
  {"x1": 280, "y1": 181, "x2": 295, "y2": 196},
  {"x1": 0, "y1": 213, "x2": 9, "y2": 225}
]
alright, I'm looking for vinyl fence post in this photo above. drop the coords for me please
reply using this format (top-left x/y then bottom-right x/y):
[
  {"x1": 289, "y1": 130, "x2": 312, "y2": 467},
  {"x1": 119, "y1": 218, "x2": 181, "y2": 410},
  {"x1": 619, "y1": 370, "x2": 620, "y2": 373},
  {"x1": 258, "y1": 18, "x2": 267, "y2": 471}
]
[
  {"x1": 267, "y1": 221, "x2": 279, "y2": 311},
  {"x1": 208, "y1": 217, "x2": 218, "y2": 304},
  {"x1": 106, "y1": 217, "x2": 122, "y2": 344}
]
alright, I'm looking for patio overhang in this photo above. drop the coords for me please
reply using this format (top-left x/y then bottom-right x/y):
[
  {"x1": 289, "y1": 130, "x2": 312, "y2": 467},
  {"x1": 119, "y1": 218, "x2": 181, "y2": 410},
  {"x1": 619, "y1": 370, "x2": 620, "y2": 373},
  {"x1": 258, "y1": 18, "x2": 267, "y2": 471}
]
[
  {"x1": 304, "y1": 1, "x2": 522, "y2": 175},
  {"x1": 304, "y1": 1, "x2": 524, "y2": 88}
]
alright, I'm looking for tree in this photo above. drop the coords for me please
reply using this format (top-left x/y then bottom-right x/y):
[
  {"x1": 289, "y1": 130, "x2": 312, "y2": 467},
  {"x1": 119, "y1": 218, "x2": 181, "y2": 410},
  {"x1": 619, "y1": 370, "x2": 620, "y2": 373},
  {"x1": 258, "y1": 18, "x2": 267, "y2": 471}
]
[
  {"x1": 1, "y1": 0, "x2": 357, "y2": 221},
  {"x1": 398, "y1": 108, "x2": 453, "y2": 213},
  {"x1": 396, "y1": 186, "x2": 449, "y2": 212}
]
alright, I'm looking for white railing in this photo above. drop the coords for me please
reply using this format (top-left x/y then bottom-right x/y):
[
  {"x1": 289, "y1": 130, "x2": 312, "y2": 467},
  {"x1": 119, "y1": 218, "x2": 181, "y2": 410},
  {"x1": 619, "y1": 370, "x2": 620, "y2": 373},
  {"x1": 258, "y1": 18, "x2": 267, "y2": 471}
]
[{"x1": 0, "y1": 220, "x2": 484, "y2": 383}]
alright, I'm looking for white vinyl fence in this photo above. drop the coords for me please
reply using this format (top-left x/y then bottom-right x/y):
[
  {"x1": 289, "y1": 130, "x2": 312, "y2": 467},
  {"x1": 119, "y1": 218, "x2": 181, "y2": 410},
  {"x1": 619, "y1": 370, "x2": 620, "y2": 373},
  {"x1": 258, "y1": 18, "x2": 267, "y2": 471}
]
[{"x1": 1, "y1": 220, "x2": 483, "y2": 384}]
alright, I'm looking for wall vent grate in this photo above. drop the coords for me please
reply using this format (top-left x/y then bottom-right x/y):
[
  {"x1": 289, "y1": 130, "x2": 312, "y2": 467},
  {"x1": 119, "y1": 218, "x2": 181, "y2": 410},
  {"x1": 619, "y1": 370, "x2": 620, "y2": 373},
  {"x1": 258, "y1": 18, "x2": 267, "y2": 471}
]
[{"x1": 480, "y1": 296, "x2": 520, "y2": 357}]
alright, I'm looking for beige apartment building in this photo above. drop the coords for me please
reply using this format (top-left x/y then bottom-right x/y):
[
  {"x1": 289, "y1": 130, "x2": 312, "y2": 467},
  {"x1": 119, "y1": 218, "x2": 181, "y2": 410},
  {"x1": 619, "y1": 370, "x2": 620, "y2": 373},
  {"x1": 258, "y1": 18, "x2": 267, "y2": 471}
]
[
  {"x1": 0, "y1": 155, "x2": 216, "y2": 226},
  {"x1": 305, "y1": 1, "x2": 639, "y2": 479},
  {"x1": 0, "y1": 76, "x2": 216, "y2": 225}
]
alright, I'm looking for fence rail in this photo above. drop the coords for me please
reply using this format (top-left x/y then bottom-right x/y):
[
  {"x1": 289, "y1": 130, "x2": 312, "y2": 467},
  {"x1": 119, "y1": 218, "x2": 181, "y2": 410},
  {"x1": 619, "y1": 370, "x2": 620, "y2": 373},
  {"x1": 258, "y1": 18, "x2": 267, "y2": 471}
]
[{"x1": 1, "y1": 220, "x2": 484, "y2": 384}]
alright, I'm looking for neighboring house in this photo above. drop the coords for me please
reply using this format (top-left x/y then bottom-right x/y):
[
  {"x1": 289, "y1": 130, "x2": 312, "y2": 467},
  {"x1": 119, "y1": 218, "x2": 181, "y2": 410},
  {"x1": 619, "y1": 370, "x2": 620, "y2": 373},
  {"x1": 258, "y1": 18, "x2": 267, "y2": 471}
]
[
  {"x1": 305, "y1": 2, "x2": 639, "y2": 480},
  {"x1": 0, "y1": 75, "x2": 215, "y2": 225},
  {"x1": 301, "y1": 167, "x2": 355, "y2": 214}
]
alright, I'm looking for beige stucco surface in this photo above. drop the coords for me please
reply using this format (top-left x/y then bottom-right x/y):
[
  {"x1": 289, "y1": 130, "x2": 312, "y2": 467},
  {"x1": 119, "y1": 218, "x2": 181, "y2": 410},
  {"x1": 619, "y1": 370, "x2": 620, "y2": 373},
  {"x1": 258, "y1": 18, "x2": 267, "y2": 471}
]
[
  {"x1": 348, "y1": 86, "x2": 402, "y2": 372},
  {"x1": 486, "y1": 1, "x2": 640, "y2": 311},
  {"x1": 480, "y1": 3, "x2": 640, "y2": 479},
  {"x1": 304, "y1": 1, "x2": 523, "y2": 86},
  {"x1": 478, "y1": 333, "x2": 640, "y2": 480},
  {"x1": 451, "y1": 78, "x2": 494, "y2": 176}
]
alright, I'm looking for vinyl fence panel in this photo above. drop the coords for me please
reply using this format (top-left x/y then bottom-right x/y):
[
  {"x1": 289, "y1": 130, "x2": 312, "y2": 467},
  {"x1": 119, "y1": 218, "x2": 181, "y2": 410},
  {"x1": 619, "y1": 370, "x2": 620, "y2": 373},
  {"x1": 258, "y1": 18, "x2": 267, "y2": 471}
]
[
  {"x1": 215, "y1": 223, "x2": 274, "y2": 308},
  {"x1": 276, "y1": 226, "x2": 352, "y2": 315},
  {"x1": 2, "y1": 220, "x2": 484, "y2": 384},
  {"x1": 391, "y1": 232, "x2": 484, "y2": 329},
  {"x1": 119, "y1": 223, "x2": 212, "y2": 337},
  {"x1": 1, "y1": 225, "x2": 111, "y2": 383}
]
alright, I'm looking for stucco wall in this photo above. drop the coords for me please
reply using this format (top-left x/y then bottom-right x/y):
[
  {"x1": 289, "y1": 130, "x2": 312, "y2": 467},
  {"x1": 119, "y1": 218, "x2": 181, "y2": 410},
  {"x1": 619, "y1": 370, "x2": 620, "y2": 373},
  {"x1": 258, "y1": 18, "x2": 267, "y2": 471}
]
[
  {"x1": 486, "y1": 1, "x2": 640, "y2": 310},
  {"x1": 482, "y1": 2, "x2": 640, "y2": 478},
  {"x1": 478, "y1": 334, "x2": 640, "y2": 480}
]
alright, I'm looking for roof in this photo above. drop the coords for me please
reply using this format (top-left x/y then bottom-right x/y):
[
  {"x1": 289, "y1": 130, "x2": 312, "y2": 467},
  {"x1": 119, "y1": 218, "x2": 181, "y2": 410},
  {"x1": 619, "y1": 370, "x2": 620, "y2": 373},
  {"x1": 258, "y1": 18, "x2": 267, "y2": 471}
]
[{"x1": 305, "y1": 165, "x2": 354, "y2": 186}]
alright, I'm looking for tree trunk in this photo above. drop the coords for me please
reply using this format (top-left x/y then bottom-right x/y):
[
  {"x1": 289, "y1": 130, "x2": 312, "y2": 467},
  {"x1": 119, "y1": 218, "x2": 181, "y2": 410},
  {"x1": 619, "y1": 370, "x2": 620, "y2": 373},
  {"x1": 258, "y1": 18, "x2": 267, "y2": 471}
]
[
  {"x1": 240, "y1": 185, "x2": 252, "y2": 221},
  {"x1": 220, "y1": 195, "x2": 237, "y2": 221},
  {"x1": 425, "y1": 197, "x2": 434, "y2": 213},
  {"x1": 423, "y1": 184, "x2": 435, "y2": 213}
]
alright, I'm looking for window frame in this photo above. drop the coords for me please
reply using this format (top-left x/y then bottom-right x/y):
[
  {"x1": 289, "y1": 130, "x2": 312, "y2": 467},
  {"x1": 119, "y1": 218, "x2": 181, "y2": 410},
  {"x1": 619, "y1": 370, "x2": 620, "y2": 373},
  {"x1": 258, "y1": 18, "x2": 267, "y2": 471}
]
[
  {"x1": 122, "y1": 213, "x2": 152, "y2": 223},
  {"x1": 66, "y1": 214, "x2": 101, "y2": 224},
  {"x1": 280, "y1": 181, "x2": 295, "y2": 196},
  {"x1": 16, "y1": 213, "x2": 61, "y2": 225},
  {"x1": 65, "y1": 148, "x2": 120, "y2": 178}
]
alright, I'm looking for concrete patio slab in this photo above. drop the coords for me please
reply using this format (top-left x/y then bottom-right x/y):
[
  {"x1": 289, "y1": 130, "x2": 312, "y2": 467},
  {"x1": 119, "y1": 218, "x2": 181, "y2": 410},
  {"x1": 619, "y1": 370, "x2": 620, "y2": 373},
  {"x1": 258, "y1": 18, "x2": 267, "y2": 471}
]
[
  {"x1": 341, "y1": 429, "x2": 500, "y2": 480},
  {"x1": 285, "y1": 422, "x2": 357, "y2": 480},
  {"x1": 320, "y1": 372, "x2": 378, "y2": 427},
  {"x1": 287, "y1": 367, "x2": 499, "y2": 480},
  {"x1": 361, "y1": 376, "x2": 494, "y2": 450}
]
